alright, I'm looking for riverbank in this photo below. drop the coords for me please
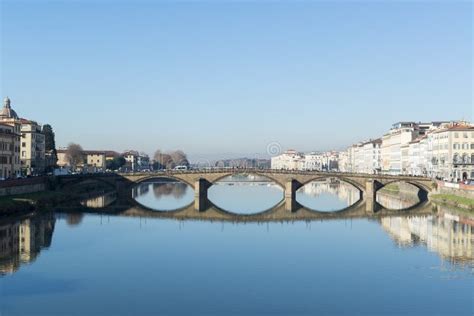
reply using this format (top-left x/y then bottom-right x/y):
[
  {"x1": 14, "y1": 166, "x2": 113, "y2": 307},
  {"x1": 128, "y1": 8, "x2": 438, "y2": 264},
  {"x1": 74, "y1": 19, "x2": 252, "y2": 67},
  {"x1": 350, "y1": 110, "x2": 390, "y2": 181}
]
[
  {"x1": 0, "y1": 190, "x2": 72, "y2": 216},
  {"x1": 430, "y1": 194, "x2": 474, "y2": 211}
]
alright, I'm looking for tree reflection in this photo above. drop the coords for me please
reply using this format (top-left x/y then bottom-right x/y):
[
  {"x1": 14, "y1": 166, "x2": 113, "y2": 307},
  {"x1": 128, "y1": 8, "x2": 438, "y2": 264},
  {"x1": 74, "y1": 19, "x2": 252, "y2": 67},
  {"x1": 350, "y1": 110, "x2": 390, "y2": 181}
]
[
  {"x1": 66, "y1": 213, "x2": 84, "y2": 226},
  {"x1": 152, "y1": 182, "x2": 188, "y2": 199}
]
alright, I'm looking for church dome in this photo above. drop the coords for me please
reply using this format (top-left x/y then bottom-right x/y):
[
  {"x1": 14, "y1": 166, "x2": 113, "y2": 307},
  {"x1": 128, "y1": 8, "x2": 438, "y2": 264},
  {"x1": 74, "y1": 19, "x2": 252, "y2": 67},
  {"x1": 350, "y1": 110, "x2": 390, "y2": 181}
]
[{"x1": 0, "y1": 97, "x2": 19, "y2": 120}]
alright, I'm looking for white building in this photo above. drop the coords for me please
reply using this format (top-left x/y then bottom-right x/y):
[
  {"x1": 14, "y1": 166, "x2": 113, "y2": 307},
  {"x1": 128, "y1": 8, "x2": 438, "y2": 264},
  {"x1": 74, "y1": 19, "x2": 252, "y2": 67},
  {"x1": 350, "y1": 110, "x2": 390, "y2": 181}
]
[
  {"x1": 381, "y1": 122, "x2": 419, "y2": 175},
  {"x1": 322, "y1": 151, "x2": 339, "y2": 171},
  {"x1": 406, "y1": 135, "x2": 431, "y2": 176},
  {"x1": 271, "y1": 150, "x2": 305, "y2": 170},
  {"x1": 337, "y1": 150, "x2": 351, "y2": 173},
  {"x1": 341, "y1": 139, "x2": 381, "y2": 174},
  {"x1": 123, "y1": 150, "x2": 150, "y2": 171},
  {"x1": 381, "y1": 121, "x2": 450, "y2": 175},
  {"x1": 303, "y1": 152, "x2": 323, "y2": 171},
  {"x1": 360, "y1": 139, "x2": 382, "y2": 174},
  {"x1": 20, "y1": 119, "x2": 45, "y2": 175},
  {"x1": 137, "y1": 152, "x2": 150, "y2": 171}
]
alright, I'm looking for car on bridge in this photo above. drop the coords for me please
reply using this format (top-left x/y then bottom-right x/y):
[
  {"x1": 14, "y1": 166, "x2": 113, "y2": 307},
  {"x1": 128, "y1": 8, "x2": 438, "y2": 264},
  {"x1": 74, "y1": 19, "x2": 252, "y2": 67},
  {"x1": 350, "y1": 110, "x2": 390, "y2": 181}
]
[{"x1": 174, "y1": 165, "x2": 188, "y2": 171}]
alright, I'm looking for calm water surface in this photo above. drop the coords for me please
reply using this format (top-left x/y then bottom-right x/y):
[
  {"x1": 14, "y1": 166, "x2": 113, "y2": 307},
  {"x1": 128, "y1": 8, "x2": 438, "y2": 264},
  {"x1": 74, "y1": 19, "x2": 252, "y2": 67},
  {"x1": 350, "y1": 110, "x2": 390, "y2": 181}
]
[{"x1": 1, "y1": 177, "x2": 473, "y2": 316}]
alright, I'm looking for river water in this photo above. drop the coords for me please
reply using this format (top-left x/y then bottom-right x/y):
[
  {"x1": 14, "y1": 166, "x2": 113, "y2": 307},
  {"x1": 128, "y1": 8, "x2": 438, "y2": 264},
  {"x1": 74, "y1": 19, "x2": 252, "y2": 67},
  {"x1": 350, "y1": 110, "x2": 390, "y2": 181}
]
[{"x1": 1, "y1": 176, "x2": 473, "y2": 315}]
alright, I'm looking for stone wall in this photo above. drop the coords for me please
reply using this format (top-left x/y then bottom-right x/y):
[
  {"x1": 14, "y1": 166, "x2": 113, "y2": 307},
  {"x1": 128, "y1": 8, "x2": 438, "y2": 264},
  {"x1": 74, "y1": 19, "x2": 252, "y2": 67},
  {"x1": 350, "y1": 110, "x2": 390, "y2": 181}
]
[
  {"x1": 0, "y1": 177, "x2": 48, "y2": 197},
  {"x1": 436, "y1": 181, "x2": 474, "y2": 199},
  {"x1": 438, "y1": 187, "x2": 474, "y2": 199}
]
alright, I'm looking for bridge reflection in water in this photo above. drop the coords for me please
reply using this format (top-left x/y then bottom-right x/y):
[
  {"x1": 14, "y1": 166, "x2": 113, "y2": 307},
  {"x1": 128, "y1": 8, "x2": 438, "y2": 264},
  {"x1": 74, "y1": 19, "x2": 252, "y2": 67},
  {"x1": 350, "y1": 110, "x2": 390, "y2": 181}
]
[
  {"x1": 95, "y1": 177, "x2": 429, "y2": 222},
  {"x1": 1, "y1": 205, "x2": 472, "y2": 277}
]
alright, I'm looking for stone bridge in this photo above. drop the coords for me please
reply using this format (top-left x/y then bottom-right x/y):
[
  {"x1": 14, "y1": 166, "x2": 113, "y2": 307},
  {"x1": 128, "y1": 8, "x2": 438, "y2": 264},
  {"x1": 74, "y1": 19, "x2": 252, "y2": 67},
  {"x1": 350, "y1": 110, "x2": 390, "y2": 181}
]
[{"x1": 57, "y1": 169, "x2": 437, "y2": 214}]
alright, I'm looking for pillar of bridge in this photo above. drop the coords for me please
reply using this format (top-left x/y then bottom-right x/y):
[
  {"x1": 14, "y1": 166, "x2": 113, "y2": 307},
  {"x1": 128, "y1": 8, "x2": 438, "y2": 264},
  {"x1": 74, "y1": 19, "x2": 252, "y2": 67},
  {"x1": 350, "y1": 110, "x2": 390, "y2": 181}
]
[
  {"x1": 365, "y1": 179, "x2": 380, "y2": 213},
  {"x1": 117, "y1": 178, "x2": 133, "y2": 200},
  {"x1": 194, "y1": 178, "x2": 211, "y2": 212},
  {"x1": 285, "y1": 179, "x2": 302, "y2": 212}
]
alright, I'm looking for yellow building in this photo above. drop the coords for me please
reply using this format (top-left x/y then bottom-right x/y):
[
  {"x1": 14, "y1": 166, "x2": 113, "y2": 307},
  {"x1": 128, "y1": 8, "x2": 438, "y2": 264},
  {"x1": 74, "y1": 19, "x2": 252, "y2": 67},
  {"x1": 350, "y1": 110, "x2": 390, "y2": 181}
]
[
  {"x1": 85, "y1": 151, "x2": 106, "y2": 169},
  {"x1": 429, "y1": 122, "x2": 474, "y2": 181},
  {"x1": 0, "y1": 97, "x2": 21, "y2": 177},
  {"x1": 56, "y1": 149, "x2": 119, "y2": 172},
  {"x1": 0, "y1": 123, "x2": 21, "y2": 178},
  {"x1": 56, "y1": 149, "x2": 70, "y2": 168}
]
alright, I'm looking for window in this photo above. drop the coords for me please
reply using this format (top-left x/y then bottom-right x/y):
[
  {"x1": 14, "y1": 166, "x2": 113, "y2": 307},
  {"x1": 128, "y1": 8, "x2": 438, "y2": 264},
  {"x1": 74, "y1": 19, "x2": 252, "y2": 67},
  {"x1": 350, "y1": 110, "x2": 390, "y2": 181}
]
[
  {"x1": 464, "y1": 132, "x2": 468, "y2": 138},
  {"x1": 453, "y1": 153, "x2": 461, "y2": 164},
  {"x1": 471, "y1": 143, "x2": 474, "y2": 150},
  {"x1": 21, "y1": 142, "x2": 26, "y2": 147},
  {"x1": 463, "y1": 153, "x2": 470, "y2": 164},
  {"x1": 455, "y1": 132, "x2": 459, "y2": 138}
]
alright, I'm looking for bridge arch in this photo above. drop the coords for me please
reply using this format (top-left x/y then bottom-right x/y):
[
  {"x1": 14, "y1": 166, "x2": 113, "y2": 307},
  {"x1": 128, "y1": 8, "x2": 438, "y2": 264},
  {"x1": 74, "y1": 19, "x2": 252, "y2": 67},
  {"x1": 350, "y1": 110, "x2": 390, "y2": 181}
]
[
  {"x1": 375, "y1": 180, "x2": 431, "y2": 211},
  {"x1": 297, "y1": 175, "x2": 366, "y2": 195},
  {"x1": 59, "y1": 176, "x2": 118, "y2": 191},
  {"x1": 376, "y1": 179, "x2": 432, "y2": 194},
  {"x1": 293, "y1": 176, "x2": 365, "y2": 213}
]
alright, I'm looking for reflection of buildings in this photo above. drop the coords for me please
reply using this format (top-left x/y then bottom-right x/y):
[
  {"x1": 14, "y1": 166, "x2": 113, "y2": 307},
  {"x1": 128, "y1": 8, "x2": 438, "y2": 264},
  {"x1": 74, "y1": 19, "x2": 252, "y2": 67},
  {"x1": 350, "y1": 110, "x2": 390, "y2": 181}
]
[
  {"x1": 222, "y1": 174, "x2": 272, "y2": 182},
  {"x1": 376, "y1": 192, "x2": 420, "y2": 210},
  {"x1": 214, "y1": 175, "x2": 283, "y2": 190},
  {"x1": 0, "y1": 213, "x2": 55, "y2": 275},
  {"x1": 80, "y1": 191, "x2": 117, "y2": 208},
  {"x1": 300, "y1": 180, "x2": 361, "y2": 206},
  {"x1": 132, "y1": 181, "x2": 189, "y2": 200},
  {"x1": 381, "y1": 214, "x2": 473, "y2": 265},
  {"x1": 132, "y1": 182, "x2": 150, "y2": 197}
]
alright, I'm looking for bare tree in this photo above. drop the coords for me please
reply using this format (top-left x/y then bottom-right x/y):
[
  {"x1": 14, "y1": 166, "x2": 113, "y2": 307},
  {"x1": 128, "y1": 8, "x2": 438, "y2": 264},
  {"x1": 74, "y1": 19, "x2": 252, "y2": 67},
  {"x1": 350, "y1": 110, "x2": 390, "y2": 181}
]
[
  {"x1": 154, "y1": 150, "x2": 173, "y2": 169},
  {"x1": 66, "y1": 143, "x2": 84, "y2": 169},
  {"x1": 154, "y1": 149, "x2": 189, "y2": 169},
  {"x1": 170, "y1": 150, "x2": 189, "y2": 167}
]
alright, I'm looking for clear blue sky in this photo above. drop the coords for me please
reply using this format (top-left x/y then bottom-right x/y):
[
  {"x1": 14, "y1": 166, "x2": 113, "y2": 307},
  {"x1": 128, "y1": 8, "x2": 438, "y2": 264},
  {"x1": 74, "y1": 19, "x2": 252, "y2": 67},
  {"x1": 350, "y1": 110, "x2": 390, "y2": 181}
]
[{"x1": 0, "y1": 0, "x2": 472, "y2": 160}]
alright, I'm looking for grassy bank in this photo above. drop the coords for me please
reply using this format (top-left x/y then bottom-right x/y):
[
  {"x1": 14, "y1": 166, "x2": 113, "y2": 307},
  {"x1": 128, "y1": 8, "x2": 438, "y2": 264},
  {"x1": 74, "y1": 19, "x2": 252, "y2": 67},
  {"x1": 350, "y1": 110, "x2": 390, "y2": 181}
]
[
  {"x1": 379, "y1": 183, "x2": 400, "y2": 194},
  {"x1": 430, "y1": 194, "x2": 474, "y2": 210}
]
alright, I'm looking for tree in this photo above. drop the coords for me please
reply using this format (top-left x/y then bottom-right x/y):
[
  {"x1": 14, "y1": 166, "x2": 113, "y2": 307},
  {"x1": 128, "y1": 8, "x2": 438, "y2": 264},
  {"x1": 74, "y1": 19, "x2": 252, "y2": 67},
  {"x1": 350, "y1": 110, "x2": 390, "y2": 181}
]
[
  {"x1": 154, "y1": 149, "x2": 190, "y2": 169},
  {"x1": 42, "y1": 124, "x2": 56, "y2": 152},
  {"x1": 154, "y1": 150, "x2": 173, "y2": 169},
  {"x1": 106, "y1": 156, "x2": 126, "y2": 170},
  {"x1": 66, "y1": 143, "x2": 84, "y2": 169},
  {"x1": 42, "y1": 124, "x2": 58, "y2": 170},
  {"x1": 66, "y1": 213, "x2": 84, "y2": 226},
  {"x1": 170, "y1": 150, "x2": 189, "y2": 167}
]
